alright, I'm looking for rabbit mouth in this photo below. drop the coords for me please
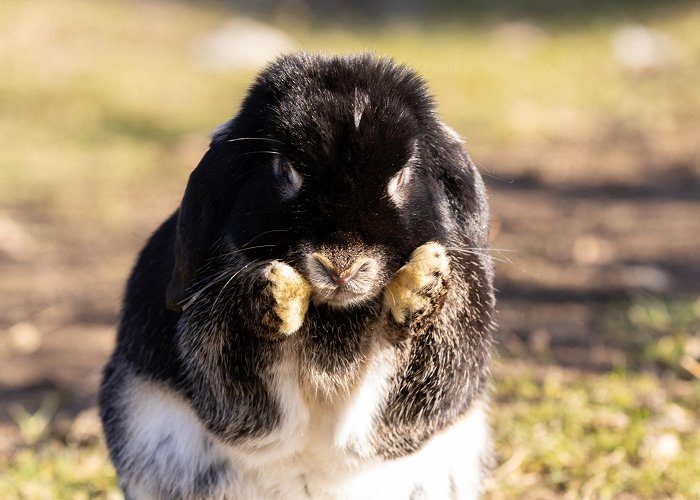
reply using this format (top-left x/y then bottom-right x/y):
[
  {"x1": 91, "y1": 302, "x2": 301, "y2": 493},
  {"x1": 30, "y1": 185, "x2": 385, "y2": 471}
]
[{"x1": 313, "y1": 283, "x2": 380, "y2": 308}]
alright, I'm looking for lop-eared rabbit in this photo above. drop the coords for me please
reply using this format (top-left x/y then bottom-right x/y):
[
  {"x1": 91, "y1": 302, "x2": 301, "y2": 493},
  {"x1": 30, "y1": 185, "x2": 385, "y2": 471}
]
[{"x1": 100, "y1": 53, "x2": 495, "y2": 500}]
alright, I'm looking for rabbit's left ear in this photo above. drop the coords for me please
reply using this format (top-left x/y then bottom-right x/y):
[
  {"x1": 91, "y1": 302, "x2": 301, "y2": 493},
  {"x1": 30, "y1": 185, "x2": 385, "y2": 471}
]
[
  {"x1": 166, "y1": 146, "x2": 229, "y2": 311},
  {"x1": 434, "y1": 133, "x2": 491, "y2": 246}
]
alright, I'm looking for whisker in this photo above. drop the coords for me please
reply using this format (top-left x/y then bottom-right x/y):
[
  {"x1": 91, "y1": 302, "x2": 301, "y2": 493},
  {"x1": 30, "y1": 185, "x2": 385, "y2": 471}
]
[
  {"x1": 386, "y1": 287, "x2": 396, "y2": 307},
  {"x1": 181, "y1": 256, "x2": 274, "y2": 312},
  {"x1": 240, "y1": 229, "x2": 290, "y2": 248},
  {"x1": 224, "y1": 137, "x2": 286, "y2": 145},
  {"x1": 443, "y1": 249, "x2": 513, "y2": 265},
  {"x1": 477, "y1": 164, "x2": 515, "y2": 184},
  {"x1": 180, "y1": 267, "x2": 235, "y2": 311},
  {"x1": 218, "y1": 244, "x2": 278, "y2": 260},
  {"x1": 211, "y1": 260, "x2": 263, "y2": 311},
  {"x1": 444, "y1": 246, "x2": 517, "y2": 253},
  {"x1": 444, "y1": 246, "x2": 520, "y2": 266},
  {"x1": 231, "y1": 151, "x2": 281, "y2": 158}
]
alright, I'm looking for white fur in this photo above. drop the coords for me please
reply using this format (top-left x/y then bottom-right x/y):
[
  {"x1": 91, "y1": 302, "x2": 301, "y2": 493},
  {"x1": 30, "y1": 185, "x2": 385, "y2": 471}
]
[
  {"x1": 230, "y1": 346, "x2": 309, "y2": 466},
  {"x1": 387, "y1": 166, "x2": 412, "y2": 207},
  {"x1": 333, "y1": 339, "x2": 396, "y2": 459},
  {"x1": 388, "y1": 144, "x2": 419, "y2": 208},
  {"x1": 440, "y1": 122, "x2": 464, "y2": 144},
  {"x1": 353, "y1": 89, "x2": 369, "y2": 129},
  {"x1": 121, "y1": 344, "x2": 488, "y2": 500},
  {"x1": 120, "y1": 377, "x2": 238, "y2": 498}
]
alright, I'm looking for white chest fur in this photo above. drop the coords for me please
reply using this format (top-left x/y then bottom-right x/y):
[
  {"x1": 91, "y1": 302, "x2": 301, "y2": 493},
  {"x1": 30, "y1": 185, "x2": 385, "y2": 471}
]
[{"x1": 120, "y1": 342, "x2": 489, "y2": 499}]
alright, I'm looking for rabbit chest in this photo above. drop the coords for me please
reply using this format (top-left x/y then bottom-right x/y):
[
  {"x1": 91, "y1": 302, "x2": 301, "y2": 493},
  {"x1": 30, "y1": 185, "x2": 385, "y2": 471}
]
[{"x1": 119, "y1": 336, "x2": 489, "y2": 500}]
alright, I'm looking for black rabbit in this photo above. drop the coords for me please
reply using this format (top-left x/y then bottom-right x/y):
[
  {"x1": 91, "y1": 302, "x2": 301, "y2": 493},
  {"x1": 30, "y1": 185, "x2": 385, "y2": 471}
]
[{"x1": 100, "y1": 53, "x2": 495, "y2": 500}]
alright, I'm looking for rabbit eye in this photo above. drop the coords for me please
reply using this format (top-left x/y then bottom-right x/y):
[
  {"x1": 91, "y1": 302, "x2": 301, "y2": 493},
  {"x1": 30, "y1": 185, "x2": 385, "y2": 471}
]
[
  {"x1": 274, "y1": 158, "x2": 303, "y2": 196},
  {"x1": 387, "y1": 166, "x2": 411, "y2": 202}
]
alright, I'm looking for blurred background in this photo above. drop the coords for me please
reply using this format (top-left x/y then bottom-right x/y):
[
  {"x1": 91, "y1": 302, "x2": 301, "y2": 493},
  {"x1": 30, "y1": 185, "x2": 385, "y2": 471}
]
[{"x1": 1, "y1": 0, "x2": 699, "y2": 497}]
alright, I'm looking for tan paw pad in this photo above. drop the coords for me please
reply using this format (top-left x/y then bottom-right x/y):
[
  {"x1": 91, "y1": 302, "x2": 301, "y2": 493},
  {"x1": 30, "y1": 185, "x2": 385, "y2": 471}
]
[
  {"x1": 264, "y1": 262, "x2": 312, "y2": 335},
  {"x1": 383, "y1": 242, "x2": 450, "y2": 324}
]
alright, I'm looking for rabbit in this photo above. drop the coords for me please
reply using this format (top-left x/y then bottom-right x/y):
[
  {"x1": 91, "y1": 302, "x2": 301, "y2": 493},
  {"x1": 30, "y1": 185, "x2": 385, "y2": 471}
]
[{"x1": 99, "y1": 53, "x2": 495, "y2": 500}]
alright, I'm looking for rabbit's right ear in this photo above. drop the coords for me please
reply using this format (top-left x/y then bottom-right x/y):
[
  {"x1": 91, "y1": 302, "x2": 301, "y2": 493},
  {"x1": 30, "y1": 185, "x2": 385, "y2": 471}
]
[{"x1": 166, "y1": 146, "x2": 229, "y2": 311}]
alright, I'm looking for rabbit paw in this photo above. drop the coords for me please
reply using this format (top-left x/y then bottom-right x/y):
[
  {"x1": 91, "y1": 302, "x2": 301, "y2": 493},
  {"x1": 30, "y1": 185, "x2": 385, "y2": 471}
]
[
  {"x1": 383, "y1": 242, "x2": 450, "y2": 337},
  {"x1": 261, "y1": 261, "x2": 312, "y2": 337}
]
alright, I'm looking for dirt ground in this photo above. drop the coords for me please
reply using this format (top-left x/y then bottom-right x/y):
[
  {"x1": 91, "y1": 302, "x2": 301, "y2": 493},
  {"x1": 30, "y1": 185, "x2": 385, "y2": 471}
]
[{"x1": 1, "y1": 138, "x2": 699, "y2": 457}]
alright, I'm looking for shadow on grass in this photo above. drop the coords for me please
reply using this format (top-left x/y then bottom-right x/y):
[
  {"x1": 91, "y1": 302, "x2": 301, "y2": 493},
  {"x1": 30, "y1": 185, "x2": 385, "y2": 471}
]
[
  {"x1": 0, "y1": 379, "x2": 96, "y2": 431},
  {"x1": 489, "y1": 164, "x2": 700, "y2": 203}
]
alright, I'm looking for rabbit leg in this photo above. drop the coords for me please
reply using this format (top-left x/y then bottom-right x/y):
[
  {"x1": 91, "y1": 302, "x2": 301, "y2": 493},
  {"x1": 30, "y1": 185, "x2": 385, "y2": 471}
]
[
  {"x1": 382, "y1": 242, "x2": 451, "y2": 338},
  {"x1": 260, "y1": 261, "x2": 313, "y2": 337}
]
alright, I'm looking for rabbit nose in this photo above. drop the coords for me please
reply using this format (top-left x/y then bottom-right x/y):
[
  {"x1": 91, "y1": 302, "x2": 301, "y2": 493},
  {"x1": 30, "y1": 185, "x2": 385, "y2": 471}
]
[
  {"x1": 309, "y1": 253, "x2": 375, "y2": 287},
  {"x1": 333, "y1": 269, "x2": 357, "y2": 286},
  {"x1": 310, "y1": 253, "x2": 353, "y2": 284}
]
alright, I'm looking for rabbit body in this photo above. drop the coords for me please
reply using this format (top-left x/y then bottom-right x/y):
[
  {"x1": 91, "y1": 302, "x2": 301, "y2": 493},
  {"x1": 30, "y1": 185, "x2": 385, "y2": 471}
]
[{"x1": 100, "y1": 54, "x2": 495, "y2": 499}]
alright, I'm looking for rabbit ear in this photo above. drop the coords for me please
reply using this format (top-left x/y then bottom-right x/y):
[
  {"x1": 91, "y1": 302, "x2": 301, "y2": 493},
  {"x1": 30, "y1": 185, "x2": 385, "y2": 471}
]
[{"x1": 166, "y1": 146, "x2": 229, "y2": 311}]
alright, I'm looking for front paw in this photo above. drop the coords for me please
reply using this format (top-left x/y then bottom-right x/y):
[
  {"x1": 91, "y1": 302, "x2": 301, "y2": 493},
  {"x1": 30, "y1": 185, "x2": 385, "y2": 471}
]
[
  {"x1": 261, "y1": 261, "x2": 312, "y2": 337},
  {"x1": 383, "y1": 242, "x2": 450, "y2": 336}
]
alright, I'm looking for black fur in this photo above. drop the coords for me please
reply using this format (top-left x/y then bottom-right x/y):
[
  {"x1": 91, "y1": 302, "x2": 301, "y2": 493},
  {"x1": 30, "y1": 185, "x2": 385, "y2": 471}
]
[{"x1": 100, "y1": 53, "x2": 495, "y2": 497}]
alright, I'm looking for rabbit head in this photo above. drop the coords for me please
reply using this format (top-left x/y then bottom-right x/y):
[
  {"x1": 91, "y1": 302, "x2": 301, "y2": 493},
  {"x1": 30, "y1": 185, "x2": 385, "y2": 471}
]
[{"x1": 166, "y1": 53, "x2": 490, "y2": 312}]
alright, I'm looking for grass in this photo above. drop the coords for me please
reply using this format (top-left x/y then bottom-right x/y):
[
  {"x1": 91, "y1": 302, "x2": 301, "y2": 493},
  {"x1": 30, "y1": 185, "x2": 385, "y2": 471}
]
[
  {"x1": 2, "y1": 0, "x2": 699, "y2": 229},
  {"x1": 615, "y1": 298, "x2": 700, "y2": 376},
  {"x1": 1, "y1": 358, "x2": 698, "y2": 499},
  {"x1": 489, "y1": 363, "x2": 700, "y2": 499},
  {"x1": 0, "y1": 442, "x2": 119, "y2": 499},
  {"x1": 1, "y1": 0, "x2": 699, "y2": 497}
]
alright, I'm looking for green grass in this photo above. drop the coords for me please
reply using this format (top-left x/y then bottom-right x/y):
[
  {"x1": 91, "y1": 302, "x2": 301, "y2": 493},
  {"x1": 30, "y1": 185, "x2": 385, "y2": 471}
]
[
  {"x1": 0, "y1": 442, "x2": 119, "y2": 499},
  {"x1": 1, "y1": 359, "x2": 698, "y2": 499},
  {"x1": 617, "y1": 298, "x2": 700, "y2": 376},
  {"x1": 489, "y1": 363, "x2": 700, "y2": 499}
]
